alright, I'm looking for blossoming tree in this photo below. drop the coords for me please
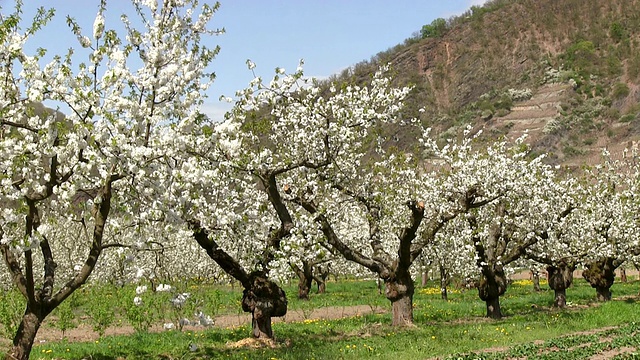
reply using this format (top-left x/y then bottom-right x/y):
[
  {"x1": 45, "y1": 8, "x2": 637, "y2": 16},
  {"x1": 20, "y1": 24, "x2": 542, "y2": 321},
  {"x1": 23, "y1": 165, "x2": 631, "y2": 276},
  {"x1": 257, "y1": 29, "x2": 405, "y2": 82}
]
[
  {"x1": 579, "y1": 151, "x2": 640, "y2": 301},
  {"x1": 437, "y1": 136, "x2": 565, "y2": 318},
  {"x1": 280, "y1": 118, "x2": 506, "y2": 325},
  {"x1": 517, "y1": 189, "x2": 579, "y2": 307},
  {"x1": 0, "y1": 0, "x2": 218, "y2": 358}
]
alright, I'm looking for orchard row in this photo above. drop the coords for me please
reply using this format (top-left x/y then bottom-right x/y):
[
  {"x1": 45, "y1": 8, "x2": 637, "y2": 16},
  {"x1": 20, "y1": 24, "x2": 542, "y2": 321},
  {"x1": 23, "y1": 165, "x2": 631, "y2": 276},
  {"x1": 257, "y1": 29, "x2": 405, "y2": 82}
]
[{"x1": 1, "y1": 1, "x2": 638, "y2": 359}]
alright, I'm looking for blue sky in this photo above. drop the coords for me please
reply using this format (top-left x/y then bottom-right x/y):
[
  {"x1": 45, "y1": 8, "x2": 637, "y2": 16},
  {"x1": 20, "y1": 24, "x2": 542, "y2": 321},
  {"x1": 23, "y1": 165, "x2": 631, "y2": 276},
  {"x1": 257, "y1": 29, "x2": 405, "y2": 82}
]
[{"x1": 8, "y1": 0, "x2": 487, "y2": 120}]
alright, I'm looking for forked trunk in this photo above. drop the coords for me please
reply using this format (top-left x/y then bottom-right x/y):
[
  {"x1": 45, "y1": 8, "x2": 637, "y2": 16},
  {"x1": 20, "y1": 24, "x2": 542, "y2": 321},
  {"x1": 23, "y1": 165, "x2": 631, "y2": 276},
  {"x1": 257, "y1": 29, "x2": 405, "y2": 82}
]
[
  {"x1": 241, "y1": 272, "x2": 287, "y2": 339},
  {"x1": 6, "y1": 308, "x2": 44, "y2": 360},
  {"x1": 385, "y1": 275, "x2": 415, "y2": 326}
]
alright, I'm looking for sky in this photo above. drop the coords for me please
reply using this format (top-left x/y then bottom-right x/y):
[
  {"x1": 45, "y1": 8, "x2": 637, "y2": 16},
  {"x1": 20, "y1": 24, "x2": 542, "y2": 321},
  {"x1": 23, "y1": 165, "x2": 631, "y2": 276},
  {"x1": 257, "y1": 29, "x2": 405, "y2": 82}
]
[{"x1": 6, "y1": 0, "x2": 487, "y2": 120}]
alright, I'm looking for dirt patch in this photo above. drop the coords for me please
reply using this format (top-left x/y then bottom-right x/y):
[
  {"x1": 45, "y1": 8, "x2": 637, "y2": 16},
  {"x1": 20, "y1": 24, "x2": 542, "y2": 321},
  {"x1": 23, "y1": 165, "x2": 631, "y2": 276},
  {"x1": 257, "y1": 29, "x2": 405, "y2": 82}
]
[
  {"x1": 589, "y1": 346, "x2": 637, "y2": 360},
  {"x1": 32, "y1": 304, "x2": 386, "y2": 344},
  {"x1": 226, "y1": 337, "x2": 281, "y2": 349}
]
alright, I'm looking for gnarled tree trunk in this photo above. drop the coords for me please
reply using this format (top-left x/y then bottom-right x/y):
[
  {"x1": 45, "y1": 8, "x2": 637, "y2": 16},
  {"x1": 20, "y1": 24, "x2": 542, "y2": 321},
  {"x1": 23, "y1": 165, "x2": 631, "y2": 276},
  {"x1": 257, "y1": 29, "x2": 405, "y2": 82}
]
[
  {"x1": 242, "y1": 272, "x2": 288, "y2": 339},
  {"x1": 478, "y1": 266, "x2": 507, "y2": 319},
  {"x1": 547, "y1": 261, "x2": 575, "y2": 308},
  {"x1": 384, "y1": 272, "x2": 415, "y2": 326},
  {"x1": 582, "y1": 257, "x2": 617, "y2": 302},
  {"x1": 191, "y1": 222, "x2": 288, "y2": 339}
]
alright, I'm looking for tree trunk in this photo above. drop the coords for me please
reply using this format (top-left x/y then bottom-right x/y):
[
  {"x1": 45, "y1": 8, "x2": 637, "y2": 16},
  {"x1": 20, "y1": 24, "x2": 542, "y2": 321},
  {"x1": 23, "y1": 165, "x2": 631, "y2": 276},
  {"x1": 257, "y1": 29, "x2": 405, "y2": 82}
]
[
  {"x1": 547, "y1": 262, "x2": 574, "y2": 308},
  {"x1": 293, "y1": 261, "x2": 313, "y2": 300},
  {"x1": 241, "y1": 272, "x2": 287, "y2": 339},
  {"x1": 439, "y1": 264, "x2": 448, "y2": 301},
  {"x1": 314, "y1": 265, "x2": 329, "y2": 294},
  {"x1": 250, "y1": 307, "x2": 273, "y2": 339},
  {"x1": 553, "y1": 288, "x2": 567, "y2": 308},
  {"x1": 485, "y1": 296, "x2": 502, "y2": 319},
  {"x1": 478, "y1": 267, "x2": 507, "y2": 319},
  {"x1": 532, "y1": 270, "x2": 541, "y2": 292},
  {"x1": 421, "y1": 270, "x2": 428, "y2": 287},
  {"x1": 297, "y1": 274, "x2": 313, "y2": 300},
  {"x1": 582, "y1": 257, "x2": 616, "y2": 302},
  {"x1": 620, "y1": 268, "x2": 628, "y2": 283},
  {"x1": 595, "y1": 286, "x2": 612, "y2": 301},
  {"x1": 5, "y1": 308, "x2": 45, "y2": 360},
  {"x1": 385, "y1": 274, "x2": 415, "y2": 326}
]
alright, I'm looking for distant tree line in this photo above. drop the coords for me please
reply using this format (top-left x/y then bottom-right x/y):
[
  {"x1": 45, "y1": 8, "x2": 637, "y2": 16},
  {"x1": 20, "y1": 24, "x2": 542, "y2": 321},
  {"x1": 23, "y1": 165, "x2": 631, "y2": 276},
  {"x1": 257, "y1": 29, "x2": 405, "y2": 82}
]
[{"x1": 419, "y1": 0, "x2": 514, "y2": 39}]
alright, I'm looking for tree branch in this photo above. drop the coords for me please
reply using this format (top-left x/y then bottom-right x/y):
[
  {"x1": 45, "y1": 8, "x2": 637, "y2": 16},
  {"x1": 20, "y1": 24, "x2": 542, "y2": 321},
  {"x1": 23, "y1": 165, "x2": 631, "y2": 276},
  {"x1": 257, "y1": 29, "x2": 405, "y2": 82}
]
[
  {"x1": 397, "y1": 201, "x2": 425, "y2": 272},
  {"x1": 52, "y1": 172, "x2": 122, "y2": 306},
  {"x1": 187, "y1": 220, "x2": 250, "y2": 287},
  {"x1": 293, "y1": 196, "x2": 390, "y2": 278},
  {"x1": 0, "y1": 237, "x2": 29, "y2": 299}
]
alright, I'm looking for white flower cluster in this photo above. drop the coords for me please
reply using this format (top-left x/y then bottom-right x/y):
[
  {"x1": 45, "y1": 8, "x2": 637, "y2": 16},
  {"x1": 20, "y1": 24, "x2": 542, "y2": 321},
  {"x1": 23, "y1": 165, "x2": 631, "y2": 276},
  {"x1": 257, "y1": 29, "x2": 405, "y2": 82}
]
[
  {"x1": 1, "y1": 0, "x2": 640, "y2": 337},
  {"x1": 506, "y1": 88, "x2": 533, "y2": 102}
]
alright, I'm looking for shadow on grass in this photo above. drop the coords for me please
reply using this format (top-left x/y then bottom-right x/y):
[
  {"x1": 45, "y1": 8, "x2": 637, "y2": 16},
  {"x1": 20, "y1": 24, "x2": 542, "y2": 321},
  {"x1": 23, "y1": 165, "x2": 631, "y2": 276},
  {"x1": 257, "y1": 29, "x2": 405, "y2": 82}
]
[{"x1": 199, "y1": 314, "x2": 393, "y2": 360}]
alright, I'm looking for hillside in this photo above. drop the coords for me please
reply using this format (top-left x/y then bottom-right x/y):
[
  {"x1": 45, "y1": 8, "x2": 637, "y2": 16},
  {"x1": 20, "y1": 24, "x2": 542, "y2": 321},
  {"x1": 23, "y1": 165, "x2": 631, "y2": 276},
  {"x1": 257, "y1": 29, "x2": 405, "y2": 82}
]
[{"x1": 339, "y1": 0, "x2": 640, "y2": 167}]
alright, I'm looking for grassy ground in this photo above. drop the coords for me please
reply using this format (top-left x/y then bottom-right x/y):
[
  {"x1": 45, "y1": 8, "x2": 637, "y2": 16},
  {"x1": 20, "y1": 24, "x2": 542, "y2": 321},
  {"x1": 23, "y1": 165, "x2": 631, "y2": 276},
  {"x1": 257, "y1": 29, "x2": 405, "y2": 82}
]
[{"x1": 10, "y1": 278, "x2": 640, "y2": 359}]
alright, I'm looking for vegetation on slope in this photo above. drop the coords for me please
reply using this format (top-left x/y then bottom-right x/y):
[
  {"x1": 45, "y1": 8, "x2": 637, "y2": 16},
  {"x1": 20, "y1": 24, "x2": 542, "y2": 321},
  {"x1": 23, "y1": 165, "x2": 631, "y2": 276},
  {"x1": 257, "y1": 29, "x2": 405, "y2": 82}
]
[{"x1": 333, "y1": 0, "x2": 640, "y2": 165}]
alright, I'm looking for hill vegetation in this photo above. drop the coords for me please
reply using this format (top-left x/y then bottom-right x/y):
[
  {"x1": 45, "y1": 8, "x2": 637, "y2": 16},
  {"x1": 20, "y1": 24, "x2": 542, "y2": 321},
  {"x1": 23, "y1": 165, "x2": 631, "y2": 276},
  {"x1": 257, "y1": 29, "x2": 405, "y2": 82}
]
[{"x1": 333, "y1": 0, "x2": 640, "y2": 166}]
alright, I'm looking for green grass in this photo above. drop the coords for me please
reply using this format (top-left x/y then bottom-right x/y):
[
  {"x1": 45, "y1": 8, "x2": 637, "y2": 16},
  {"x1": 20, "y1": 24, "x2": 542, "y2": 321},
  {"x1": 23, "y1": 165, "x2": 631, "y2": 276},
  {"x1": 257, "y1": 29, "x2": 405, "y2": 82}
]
[{"x1": 16, "y1": 279, "x2": 640, "y2": 359}]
